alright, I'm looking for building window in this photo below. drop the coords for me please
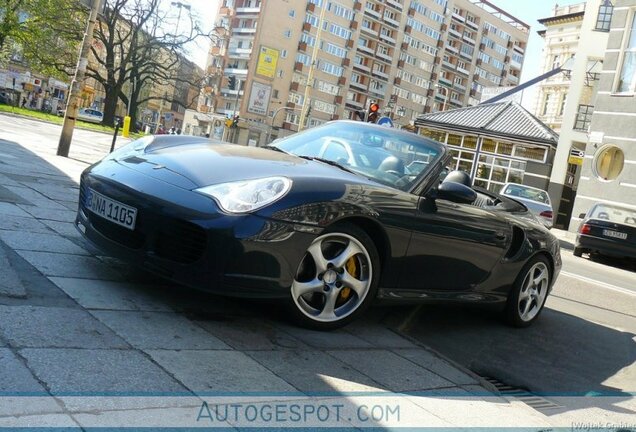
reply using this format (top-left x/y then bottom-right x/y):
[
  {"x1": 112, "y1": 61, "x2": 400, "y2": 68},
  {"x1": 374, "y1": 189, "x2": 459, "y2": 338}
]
[
  {"x1": 281, "y1": 49, "x2": 288, "y2": 58},
  {"x1": 559, "y1": 95, "x2": 567, "y2": 116},
  {"x1": 574, "y1": 104, "x2": 593, "y2": 130},
  {"x1": 595, "y1": 0, "x2": 613, "y2": 32},
  {"x1": 594, "y1": 145, "x2": 624, "y2": 181},
  {"x1": 283, "y1": 29, "x2": 292, "y2": 38},
  {"x1": 542, "y1": 94, "x2": 551, "y2": 116},
  {"x1": 617, "y1": 12, "x2": 636, "y2": 93},
  {"x1": 289, "y1": 9, "x2": 296, "y2": 17}
]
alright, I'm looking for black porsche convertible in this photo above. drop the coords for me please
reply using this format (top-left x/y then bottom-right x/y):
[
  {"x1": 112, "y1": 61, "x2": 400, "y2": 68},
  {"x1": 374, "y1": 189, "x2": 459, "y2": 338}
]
[{"x1": 76, "y1": 121, "x2": 561, "y2": 329}]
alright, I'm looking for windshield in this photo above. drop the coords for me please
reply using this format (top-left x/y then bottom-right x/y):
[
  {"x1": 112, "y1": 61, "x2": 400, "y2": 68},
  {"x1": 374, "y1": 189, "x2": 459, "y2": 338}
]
[
  {"x1": 589, "y1": 204, "x2": 636, "y2": 225},
  {"x1": 502, "y1": 184, "x2": 550, "y2": 205},
  {"x1": 271, "y1": 122, "x2": 444, "y2": 191}
]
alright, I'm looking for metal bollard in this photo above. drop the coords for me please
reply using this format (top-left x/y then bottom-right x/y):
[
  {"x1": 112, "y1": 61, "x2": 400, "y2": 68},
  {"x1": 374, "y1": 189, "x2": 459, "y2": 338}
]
[{"x1": 110, "y1": 119, "x2": 121, "y2": 153}]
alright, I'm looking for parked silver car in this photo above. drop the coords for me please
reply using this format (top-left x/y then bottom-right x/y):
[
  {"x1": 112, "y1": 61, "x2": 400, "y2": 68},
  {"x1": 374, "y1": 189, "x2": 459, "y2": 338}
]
[{"x1": 500, "y1": 183, "x2": 554, "y2": 229}]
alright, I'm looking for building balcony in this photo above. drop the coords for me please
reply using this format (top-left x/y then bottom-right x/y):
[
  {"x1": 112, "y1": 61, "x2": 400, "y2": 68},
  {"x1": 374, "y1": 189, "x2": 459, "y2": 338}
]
[
  {"x1": 439, "y1": 77, "x2": 453, "y2": 87},
  {"x1": 383, "y1": 15, "x2": 400, "y2": 27},
  {"x1": 357, "y1": 45, "x2": 375, "y2": 55},
  {"x1": 350, "y1": 81, "x2": 368, "y2": 91},
  {"x1": 453, "y1": 83, "x2": 466, "y2": 92},
  {"x1": 456, "y1": 66, "x2": 470, "y2": 76},
  {"x1": 207, "y1": 65, "x2": 222, "y2": 75},
  {"x1": 385, "y1": 0, "x2": 403, "y2": 10},
  {"x1": 507, "y1": 74, "x2": 519, "y2": 84},
  {"x1": 452, "y1": 12, "x2": 465, "y2": 22},
  {"x1": 459, "y1": 51, "x2": 473, "y2": 61},
  {"x1": 224, "y1": 67, "x2": 248, "y2": 75},
  {"x1": 346, "y1": 100, "x2": 364, "y2": 109},
  {"x1": 442, "y1": 60, "x2": 455, "y2": 70},
  {"x1": 513, "y1": 44, "x2": 525, "y2": 54},
  {"x1": 233, "y1": 27, "x2": 257, "y2": 34},
  {"x1": 446, "y1": 44, "x2": 459, "y2": 54},
  {"x1": 463, "y1": 35, "x2": 476, "y2": 45},
  {"x1": 364, "y1": 8, "x2": 382, "y2": 19},
  {"x1": 466, "y1": 20, "x2": 479, "y2": 31},
  {"x1": 376, "y1": 52, "x2": 393, "y2": 62},
  {"x1": 219, "y1": 6, "x2": 232, "y2": 16},
  {"x1": 353, "y1": 62, "x2": 371, "y2": 73},
  {"x1": 221, "y1": 88, "x2": 245, "y2": 96},
  {"x1": 373, "y1": 71, "x2": 389, "y2": 81},
  {"x1": 380, "y1": 33, "x2": 396, "y2": 45},
  {"x1": 361, "y1": 25, "x2": 379, "y2": 37},
  {"x1": 369, "y1": 87, "x2": 385, "y2": 97},
  {"x1": 449, "y1": 29, "x2": 462, "y2": 39},
  {"x1": 210, "y1": 46, "x2": 223, "y2": 55},
  {"x1": 510, "y1": 60, "x2": 522, "y2": 70},
  {"x1": 235, "y1": 6, "x2": 260, "y2": 14},
  {"x1": 228, "y1": 50, "x2": 251, "y2": 59}
]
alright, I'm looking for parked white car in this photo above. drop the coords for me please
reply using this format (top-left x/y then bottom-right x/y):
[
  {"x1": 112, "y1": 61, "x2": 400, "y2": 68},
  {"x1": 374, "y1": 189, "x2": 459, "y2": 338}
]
[
  {"x1": 500, "y1": 183, "x2": 554, "y2": 229},
  {"x1": 77, "y1": 108, "x2": 104, "y2": 124}
]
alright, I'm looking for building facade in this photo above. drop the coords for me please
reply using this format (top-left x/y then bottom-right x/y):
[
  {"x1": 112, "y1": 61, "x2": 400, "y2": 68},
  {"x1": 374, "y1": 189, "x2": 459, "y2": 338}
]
[
  {"x1": 203, "y1": 0, "x2": 529, "y2": 145},
  {"x1": 535, "y1": 0, "x2": 611, "y2": 229},
  {"x1": 569, "y1": 0, "x2": 636, "y2": 229},
  {"x1": 415, "y1": 102, "x2": 559, "y2": 193}
]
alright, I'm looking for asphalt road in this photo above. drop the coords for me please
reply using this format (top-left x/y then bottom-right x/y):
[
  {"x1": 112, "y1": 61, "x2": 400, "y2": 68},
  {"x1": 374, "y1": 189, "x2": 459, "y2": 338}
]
[{"x1": 405, "y1": 246, "x2": 636, "y2": 397}]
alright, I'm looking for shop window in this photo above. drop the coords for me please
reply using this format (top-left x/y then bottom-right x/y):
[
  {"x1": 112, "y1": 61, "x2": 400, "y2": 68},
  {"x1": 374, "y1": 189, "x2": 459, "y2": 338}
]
[
  {"x1": 513, "y1": 145, "x2": 547, "y2": 162},
  {"x1": 463, "y1": 135, "x2": 478, "y2": 149},
  {"x1": 420, "y1": 128, "x2": 446, "y2": 143},
  {"x1": 446, "y1": 134, "x2": 462, "y2": 146},
  {"x1": 594, "y1": 145, "x2": 624, "y2": 181},
  {"x1": 481, "y1": 138, "x2": 497, "y2": 153}
]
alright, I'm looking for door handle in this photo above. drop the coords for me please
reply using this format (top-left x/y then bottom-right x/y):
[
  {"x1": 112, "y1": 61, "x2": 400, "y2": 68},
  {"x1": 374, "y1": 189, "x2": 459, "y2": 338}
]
[{"x1": 495, "y1": 232, "x2": 507, "y2": 241}]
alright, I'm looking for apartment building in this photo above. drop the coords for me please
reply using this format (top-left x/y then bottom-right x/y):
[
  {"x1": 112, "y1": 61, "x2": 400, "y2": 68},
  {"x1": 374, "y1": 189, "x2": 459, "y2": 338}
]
[
  {"x1": 534, "y1": 0, "x2": 611, "y2": 228},
  {"x1": 203, "y1": 0, "x2": 529, "y2": 145},
  {"x1": 569, "y1": 0, "x2": 636, "y2": 229}
]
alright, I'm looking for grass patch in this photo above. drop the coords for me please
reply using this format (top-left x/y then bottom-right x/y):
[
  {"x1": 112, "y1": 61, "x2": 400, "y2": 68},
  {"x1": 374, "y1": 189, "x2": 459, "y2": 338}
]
[{"x1": 0, "y1": 104, "x2": 145, "y2": 139}]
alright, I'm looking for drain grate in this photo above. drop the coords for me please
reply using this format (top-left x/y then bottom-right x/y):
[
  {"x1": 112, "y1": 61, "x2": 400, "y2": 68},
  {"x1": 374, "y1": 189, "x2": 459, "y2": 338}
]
[{"x1": 481, "y1": 376, "x2": 564, "y2": 413}]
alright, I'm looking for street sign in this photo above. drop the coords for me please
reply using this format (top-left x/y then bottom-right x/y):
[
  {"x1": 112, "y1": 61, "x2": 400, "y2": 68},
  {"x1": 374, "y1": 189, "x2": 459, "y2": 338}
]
[{"x1": 377, "y1": 116, "x2": 394, "y2": 128}]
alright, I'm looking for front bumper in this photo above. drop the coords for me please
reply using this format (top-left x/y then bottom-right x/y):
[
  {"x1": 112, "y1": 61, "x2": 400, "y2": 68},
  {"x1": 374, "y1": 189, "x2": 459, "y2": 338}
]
[
  {"x1": 576, "y1": 234, "x2": 636, "y2": 259},
  {"x1": 76, "y1": 167, "x2": 318, "y2": 298}
]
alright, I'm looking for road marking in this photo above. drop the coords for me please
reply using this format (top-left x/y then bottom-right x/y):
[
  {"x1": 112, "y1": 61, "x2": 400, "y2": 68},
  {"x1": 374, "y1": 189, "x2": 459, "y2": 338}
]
[{"x1": 560, "y1": 271, "x2": 636, "y2": 297}]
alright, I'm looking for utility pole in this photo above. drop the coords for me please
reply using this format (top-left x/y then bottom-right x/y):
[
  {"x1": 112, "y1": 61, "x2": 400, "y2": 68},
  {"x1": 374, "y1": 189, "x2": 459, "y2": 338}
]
[
  {"x1": 57, "y1": 0, "x2": 103, "y2": 157},
  {"x1": 231, "y1": 78, "x2": 241, "y2": 142},
  {"x1": 298, "y1": 1, "x2": 327, "y2": 131}
]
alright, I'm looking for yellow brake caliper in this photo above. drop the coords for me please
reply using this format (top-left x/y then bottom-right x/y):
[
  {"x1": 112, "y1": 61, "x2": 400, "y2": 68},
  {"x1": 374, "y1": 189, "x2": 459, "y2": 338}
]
[{"x1": 340, "y1": 257, "x2": 358, "y2": 301}]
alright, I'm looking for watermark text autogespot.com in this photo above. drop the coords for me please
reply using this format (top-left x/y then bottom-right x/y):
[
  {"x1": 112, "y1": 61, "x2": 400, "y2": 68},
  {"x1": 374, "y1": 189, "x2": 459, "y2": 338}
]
[
  {"x1": 572, "y1": 422, "x2": 636, "y2": 431},
  {"x1": 196, "y1": 401, "x2": 401, "y2": 425}
]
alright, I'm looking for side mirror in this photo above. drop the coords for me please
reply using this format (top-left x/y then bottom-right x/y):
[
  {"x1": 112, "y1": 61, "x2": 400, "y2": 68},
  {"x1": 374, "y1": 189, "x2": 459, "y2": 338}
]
[
  {"x1": 578, "y1": 213, "x2": 586, "y2": 219},
  {"x1": 433, "y1": 181, "x2": 477, "y2": 204}
]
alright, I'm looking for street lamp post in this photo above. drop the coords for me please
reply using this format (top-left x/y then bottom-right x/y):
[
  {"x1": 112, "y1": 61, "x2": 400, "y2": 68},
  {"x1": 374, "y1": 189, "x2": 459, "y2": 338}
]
[
  {"x1": 171, "y1": 1, "x2": 191, "y2": 37},
  {"x1": 435, "y1": 84, "x2": 449, "y2": 112},
  {"x1": 266, "y1": 106, "x2": 300, "y2": 144}
]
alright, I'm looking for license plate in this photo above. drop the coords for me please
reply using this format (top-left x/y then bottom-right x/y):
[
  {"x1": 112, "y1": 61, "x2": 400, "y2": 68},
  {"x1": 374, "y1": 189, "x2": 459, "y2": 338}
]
[
  {"x1": 603, "y1": 229, "x2": 627, "y2": 240},
  {"x1": 86, "y1": 189, "x2": 137, "y2": 230}
]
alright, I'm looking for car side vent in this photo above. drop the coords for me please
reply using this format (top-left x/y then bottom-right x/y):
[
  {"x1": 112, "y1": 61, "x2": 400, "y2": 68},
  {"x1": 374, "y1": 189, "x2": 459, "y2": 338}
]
[{"x1": 505, "y1": 225, "x2": 525, "y2": 259}]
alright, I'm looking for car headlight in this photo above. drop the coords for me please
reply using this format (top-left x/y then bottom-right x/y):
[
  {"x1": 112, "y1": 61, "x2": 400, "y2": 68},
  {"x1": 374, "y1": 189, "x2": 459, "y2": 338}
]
[{"x1": 195, "y1": 177, "x2": 292, "y2": 214}]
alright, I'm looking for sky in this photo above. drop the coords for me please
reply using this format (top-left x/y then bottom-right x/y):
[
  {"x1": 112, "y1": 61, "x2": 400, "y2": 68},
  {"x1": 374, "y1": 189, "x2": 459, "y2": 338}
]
[{"x1": 184, "y1": 0, "x2": 585, "y2": 108}]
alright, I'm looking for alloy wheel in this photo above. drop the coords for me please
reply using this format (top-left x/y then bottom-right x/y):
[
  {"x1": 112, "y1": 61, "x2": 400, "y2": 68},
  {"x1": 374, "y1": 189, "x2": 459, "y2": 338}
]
[
  {"x1": 291, "y1": 233, "x2": 372, "y2": 323},
  {"x1": 517, "y1": 261, "x2": 549, "y2": 322}
]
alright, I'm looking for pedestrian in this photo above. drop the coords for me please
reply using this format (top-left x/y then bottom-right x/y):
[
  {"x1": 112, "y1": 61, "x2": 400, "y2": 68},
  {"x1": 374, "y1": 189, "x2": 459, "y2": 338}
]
[
  {"x1": 176, "y1": 128, "x2": 182, "y2": 135},
  {"x1": 21, "y1": 97, "x2": 27, "y2": 108},
  {"x1": 168, "y1": 126, "x2": 176, "y2": 135},
  {"x1": 157, "y1": 125, "x2": 165, "y2": 135}
]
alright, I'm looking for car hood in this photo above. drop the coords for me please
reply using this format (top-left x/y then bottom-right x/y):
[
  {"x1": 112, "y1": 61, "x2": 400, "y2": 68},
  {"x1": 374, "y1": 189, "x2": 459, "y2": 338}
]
[{"x1": 113, "y1": 142, "x2": 367, "y2": 189}]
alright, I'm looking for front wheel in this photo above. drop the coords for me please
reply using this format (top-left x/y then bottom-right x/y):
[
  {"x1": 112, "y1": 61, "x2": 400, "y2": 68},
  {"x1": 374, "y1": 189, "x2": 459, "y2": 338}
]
[
  {"x1": 505, "y1": 256, "x2": 551, "y2": 327},
  {"x1": 287, "y1": 223, "x2": 380, "y2": 330}
]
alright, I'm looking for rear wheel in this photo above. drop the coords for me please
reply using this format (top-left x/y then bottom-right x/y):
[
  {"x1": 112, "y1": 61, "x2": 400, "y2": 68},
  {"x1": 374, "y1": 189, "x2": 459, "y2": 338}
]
[
  {"x1": 573, "y1": 247, "x2": 583, "y2": 257},
  {"x1": 287, "y1": 223, "x2": 380, "y2": 330},
  {"x1": 505, "y1": 256, "x2": 551, "y2": 327}
]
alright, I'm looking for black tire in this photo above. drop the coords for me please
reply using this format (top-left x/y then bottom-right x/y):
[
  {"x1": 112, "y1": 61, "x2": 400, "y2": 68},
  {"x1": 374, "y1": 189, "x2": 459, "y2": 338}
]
[
  {"x1": 286, "y1": 222, "x2": 381, "y2": 331},
  {"x1": 573, "y1": 247, "x2": 583, "y2": 257},
  {"x1": 504, "y1": 255, "x2": 552, "y2": 328}
]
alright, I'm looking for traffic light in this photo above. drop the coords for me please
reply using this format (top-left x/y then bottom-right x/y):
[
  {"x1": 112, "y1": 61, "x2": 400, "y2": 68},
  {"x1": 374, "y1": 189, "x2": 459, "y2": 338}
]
[
  {"x1": 367, "y1": 102, "x2": 380, "y2": 123},
  {"x1": 228, "y1": 75, "x2": 237, "y2": 90},
  {"x1": 231, "y1": 114, "x2": 240, "y2": 128}
]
